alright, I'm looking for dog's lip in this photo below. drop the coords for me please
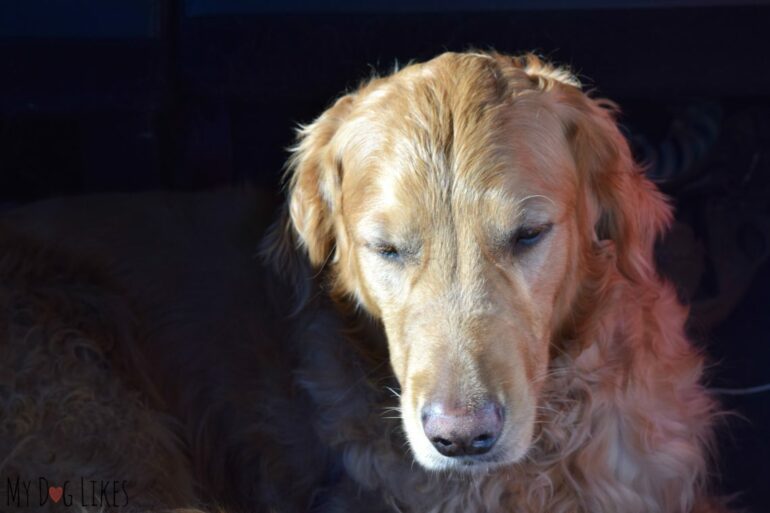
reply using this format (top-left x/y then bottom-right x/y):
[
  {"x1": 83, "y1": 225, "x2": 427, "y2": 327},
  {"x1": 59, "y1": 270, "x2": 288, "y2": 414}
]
[
  {"x1": 427, "y1": 444, "x2": 515, "y2": 472},
  {"x1": 436, "y1": 453, "x2": 510, "y2": 473}
]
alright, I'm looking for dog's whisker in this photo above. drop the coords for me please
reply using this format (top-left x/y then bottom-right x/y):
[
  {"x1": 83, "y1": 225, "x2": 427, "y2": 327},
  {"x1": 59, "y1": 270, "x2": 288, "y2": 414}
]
[{"x1": 385, "y1": 385, "x2": 402, "y2": 398}]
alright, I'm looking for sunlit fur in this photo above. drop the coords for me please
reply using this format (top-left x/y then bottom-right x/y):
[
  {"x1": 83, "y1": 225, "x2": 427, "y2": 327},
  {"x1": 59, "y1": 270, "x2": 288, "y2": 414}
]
[{"x1": 282, "y1": 51, "x2": 725, "y2": 512}]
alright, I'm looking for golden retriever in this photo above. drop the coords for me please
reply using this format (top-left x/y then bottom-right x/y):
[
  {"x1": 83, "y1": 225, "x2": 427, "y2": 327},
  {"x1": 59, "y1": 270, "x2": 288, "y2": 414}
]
[
  {"x1": 1, "y1": 51, "x2": 724, "y2": 513},
  {"x1": 274, "y1": 50, "x2": 723, "y2": 511}
]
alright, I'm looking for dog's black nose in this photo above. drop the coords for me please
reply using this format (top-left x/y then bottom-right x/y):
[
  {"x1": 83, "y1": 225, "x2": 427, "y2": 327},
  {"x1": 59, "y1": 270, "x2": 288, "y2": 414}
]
[{"x1": 421, "y1": 400, "x2": 503, "y2": 457}]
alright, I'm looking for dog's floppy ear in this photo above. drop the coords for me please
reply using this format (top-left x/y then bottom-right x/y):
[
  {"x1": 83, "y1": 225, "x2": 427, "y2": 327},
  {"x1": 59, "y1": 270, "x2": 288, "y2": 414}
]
[
  {"x1": 558, "y1": 90, "x2": 672, "y2": 282},
  {"x1": 285, "y1": 94, "x2": 356, "y2": 267}
]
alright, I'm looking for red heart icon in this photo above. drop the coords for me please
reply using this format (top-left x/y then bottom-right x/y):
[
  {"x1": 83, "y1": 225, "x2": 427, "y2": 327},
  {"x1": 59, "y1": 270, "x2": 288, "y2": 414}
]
[{"x1": 49, "y1": 486, "x2": 63, "y2": 503}]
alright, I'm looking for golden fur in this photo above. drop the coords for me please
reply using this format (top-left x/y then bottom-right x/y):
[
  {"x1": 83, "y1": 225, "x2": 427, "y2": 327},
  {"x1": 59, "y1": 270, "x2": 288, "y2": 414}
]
[
  {"x1": 282, "y1": 51, "x2": 723, "y2": 511},
  {"x1": 0, "y1": 52, "x2": 726, "y2": 512}
]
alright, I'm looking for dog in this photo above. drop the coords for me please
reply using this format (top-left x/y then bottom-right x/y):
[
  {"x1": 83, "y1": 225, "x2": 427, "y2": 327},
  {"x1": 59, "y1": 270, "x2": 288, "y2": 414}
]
[{"x1": 1, "y1": 52, "x2": 724, "y2": 512}]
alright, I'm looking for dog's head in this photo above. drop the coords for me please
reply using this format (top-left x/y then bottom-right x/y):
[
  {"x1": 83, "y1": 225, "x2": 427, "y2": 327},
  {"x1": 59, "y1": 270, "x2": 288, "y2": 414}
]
[{"x1": 282, "y1": 52, "x2": 670, "y2": 471}]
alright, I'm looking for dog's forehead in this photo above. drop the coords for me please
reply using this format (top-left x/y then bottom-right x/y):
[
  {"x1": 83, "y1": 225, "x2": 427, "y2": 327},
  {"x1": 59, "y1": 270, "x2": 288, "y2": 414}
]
[{"x1": 339, "y1": 73, "x2": 576, "y2": 232}]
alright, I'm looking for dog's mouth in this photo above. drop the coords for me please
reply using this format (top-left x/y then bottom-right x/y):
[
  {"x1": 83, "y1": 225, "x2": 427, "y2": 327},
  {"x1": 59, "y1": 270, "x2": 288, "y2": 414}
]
[{"x1": 435, "y1": 453, "x2": 507, "y2": 473}]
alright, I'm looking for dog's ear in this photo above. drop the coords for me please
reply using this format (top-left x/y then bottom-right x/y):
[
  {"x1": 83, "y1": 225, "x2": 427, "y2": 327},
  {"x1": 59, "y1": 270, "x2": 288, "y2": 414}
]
[
  {"x1": 555, "y1": 87, "x2": 672, "y2": 282},
  {"x1": 285, "y1": 94, "x2": 356, "y2": 267}
]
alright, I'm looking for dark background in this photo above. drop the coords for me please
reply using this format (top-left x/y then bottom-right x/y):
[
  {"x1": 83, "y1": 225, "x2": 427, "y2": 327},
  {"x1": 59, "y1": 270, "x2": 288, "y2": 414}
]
[{"x1": 1, "y1": 1, "x2": 769, "y2": 510}]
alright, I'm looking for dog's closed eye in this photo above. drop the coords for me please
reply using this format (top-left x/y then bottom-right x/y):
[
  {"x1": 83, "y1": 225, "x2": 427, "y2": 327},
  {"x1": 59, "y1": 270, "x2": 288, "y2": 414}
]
[
  {"x1": 367, "y1": 240, "x2": 414, "y2": 264},
  {"x1": 375, "y1": 243, "x2": 401, "y2": 261},
  {"x1": 510, "y1": 223, "x2": 553, "y2": 253}
]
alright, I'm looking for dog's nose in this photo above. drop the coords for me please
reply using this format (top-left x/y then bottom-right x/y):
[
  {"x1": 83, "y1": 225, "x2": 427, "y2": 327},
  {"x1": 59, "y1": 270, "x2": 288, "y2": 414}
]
[{"x1": 421, "y1": 399, "x2": 503, "y2": 457}]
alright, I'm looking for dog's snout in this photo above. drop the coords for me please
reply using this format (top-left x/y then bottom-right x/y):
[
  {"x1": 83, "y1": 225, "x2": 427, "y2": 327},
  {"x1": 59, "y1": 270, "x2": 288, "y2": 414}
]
[{"x1": 421, "y1": 400, "x2": 504, "y2": 458}]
